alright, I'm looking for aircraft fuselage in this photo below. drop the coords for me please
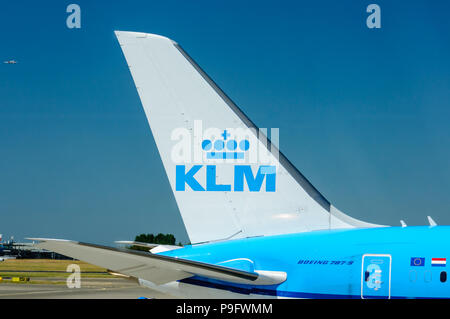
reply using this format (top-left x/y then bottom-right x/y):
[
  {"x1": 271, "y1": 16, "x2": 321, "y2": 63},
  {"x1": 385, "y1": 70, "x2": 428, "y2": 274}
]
[{"x1": 153, "y1": 226, "x2": 450, "y2": 298}]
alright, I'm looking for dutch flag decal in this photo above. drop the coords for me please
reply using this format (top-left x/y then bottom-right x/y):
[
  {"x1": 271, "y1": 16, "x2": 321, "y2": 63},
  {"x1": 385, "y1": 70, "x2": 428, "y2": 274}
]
[{"x1": 431, "y1": 258, "x2": 447, "y2": 267}]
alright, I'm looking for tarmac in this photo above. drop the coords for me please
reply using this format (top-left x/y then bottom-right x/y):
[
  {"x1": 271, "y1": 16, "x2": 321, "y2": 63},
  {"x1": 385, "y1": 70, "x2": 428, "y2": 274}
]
[{"x1": 0, "y1": 277, "x2": 176, "y2": 299}]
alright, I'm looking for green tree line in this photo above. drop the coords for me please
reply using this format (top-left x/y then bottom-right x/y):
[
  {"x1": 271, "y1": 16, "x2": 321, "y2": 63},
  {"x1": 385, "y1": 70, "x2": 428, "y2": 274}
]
[
  {"x1": 135, "y1": 233, "x2": 176, "y2": 245},
  {"x1": 130, "y1": 233, "x2": 181, "y2": 251}
]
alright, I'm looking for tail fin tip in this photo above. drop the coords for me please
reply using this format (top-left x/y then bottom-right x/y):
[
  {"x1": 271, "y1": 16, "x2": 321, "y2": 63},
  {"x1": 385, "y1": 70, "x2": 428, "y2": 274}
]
[{"x1": 114, "y1": 30, "x2": 177, "y2": 44}]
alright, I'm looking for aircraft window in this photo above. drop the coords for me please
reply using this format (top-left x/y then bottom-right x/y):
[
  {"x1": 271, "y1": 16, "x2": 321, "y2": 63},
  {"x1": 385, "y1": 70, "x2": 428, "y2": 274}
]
[{"x1": 440, "y1": 271, "x2": 447, "y2": 283}]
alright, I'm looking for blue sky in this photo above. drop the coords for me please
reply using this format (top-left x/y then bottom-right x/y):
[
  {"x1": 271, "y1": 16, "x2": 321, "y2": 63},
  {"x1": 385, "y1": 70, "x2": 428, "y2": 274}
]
[{"x1": 1, "y1": 0, "x2": 449, "y2": 244}]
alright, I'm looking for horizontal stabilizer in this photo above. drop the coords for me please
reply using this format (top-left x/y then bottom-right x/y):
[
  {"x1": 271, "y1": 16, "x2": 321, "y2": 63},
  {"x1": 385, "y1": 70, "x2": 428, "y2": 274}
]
[
  {"x1": 115, "y1": 240, "x2": 182, "y2": 253},
  {"x1": 28, "y1": 238, "x2": 286, "y2": 286},
  {"x1": 115, "y1": 240, "x2": 160, "y2": 248}
]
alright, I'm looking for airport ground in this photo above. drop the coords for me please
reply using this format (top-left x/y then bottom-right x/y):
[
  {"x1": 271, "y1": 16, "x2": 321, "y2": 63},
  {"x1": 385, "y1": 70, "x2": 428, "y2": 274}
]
[{"x1": 0, "y1": 259, "x2": 174, "y2": 299}]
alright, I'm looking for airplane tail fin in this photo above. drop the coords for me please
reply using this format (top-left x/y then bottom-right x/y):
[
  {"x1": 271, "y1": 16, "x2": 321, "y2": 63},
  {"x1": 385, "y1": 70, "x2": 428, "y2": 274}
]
[{"x1": 115, "y1": 31, "x2": 383, "y2": 244}]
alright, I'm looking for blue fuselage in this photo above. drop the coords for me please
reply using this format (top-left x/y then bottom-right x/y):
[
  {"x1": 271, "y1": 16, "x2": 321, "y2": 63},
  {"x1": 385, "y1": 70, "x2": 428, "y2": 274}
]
[{"x1": 161, "y1": 226, "x2": 450, "y2": 298}]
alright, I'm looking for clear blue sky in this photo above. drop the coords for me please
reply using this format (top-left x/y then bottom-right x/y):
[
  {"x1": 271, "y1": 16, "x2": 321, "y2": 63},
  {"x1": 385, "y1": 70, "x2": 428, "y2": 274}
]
[{"x1": 1, "y1": 0, "x2": 449, "y2": 245}]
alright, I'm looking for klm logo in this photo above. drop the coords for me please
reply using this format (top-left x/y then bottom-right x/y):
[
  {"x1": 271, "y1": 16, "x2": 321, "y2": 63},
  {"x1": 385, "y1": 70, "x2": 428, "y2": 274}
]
[
  {"x1": 176, "y1": 165, "x2": 276, "y2": 192},
  {"x1": 175, "y1": 131, "x2": 276, "y2": 192},
  {"x1": 201, "y1": 129, "x2": 249, "y2": 159}
]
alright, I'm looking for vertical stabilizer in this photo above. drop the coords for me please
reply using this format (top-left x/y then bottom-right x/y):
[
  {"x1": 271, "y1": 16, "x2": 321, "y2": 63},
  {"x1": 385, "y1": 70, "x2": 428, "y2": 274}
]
[{"x1": 115, "y1": 31, "x2": 383, "y2": 244}]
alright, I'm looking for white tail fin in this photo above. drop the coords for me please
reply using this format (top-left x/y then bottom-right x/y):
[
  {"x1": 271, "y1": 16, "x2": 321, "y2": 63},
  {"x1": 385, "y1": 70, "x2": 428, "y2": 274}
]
[{"x1": 115, "y1": 31, "x2": 383, "y2": 244}]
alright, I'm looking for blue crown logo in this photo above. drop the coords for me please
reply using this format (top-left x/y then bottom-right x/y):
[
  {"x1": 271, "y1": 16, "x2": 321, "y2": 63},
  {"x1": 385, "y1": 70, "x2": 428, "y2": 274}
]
[{"x1": 201, "y1": 130, "x2": 250, "y2": 160}]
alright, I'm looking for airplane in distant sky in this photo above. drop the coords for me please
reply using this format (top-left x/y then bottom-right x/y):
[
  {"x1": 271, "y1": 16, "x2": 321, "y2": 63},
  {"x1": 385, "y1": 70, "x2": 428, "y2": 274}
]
[
  {"x1": 3, "y1": 60, "x2": 17, "y2": 64},
  {"x1": 30, "y1": 31, "x2": 450, "y2": 299}
]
